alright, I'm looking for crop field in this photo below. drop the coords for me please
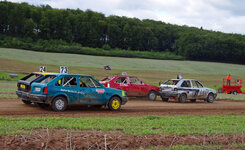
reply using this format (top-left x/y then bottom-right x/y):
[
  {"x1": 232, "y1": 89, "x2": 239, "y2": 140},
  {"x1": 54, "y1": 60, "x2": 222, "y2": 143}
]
[{"x1": 1, "y1": 48, "x2": 245, "y2": 149}]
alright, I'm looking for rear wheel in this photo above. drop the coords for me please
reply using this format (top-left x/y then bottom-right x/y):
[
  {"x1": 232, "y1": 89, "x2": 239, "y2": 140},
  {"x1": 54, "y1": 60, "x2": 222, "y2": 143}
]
[
  {"x1": 148, "y1": 91, "x2": 157, "y2": 101},
  {"x1": 233, "y1": 91, "x2": 238, "y2": 95},
  {"x1": 108, "y1": 96, "x2": 121, "y2": 111},
  {"x1": 178, "y1": 94, "x2": 187, "y2": 103},
  {"x1": 22, "y1": 99, "x2": 32, "y2": 105},
  {"x1": 207, "y1": 93, "x2": 215, "y2": 103},
  {"x1": 52, "y1": 96, "x2": 67, "y2": 111}
]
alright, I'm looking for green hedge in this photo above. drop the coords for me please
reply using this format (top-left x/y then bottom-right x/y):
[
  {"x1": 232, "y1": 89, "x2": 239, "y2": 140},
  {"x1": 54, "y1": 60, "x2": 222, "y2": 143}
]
[{"x1": 0, "y1": 34, "x2": 184, "y2": 60}]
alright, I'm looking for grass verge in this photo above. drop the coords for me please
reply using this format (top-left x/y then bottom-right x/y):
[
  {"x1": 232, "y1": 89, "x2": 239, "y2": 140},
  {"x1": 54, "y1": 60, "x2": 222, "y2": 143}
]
[{"x1": 1, "y1": 115, "x2": 245, "y2": 135}]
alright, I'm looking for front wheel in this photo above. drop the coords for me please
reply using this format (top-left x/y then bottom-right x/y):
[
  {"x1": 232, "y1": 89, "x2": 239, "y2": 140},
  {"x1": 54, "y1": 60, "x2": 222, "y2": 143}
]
[
  {"x1": 108, "y1": 96, "x2": 121, "y2": 111},
  {"x1": 52, "y1": 96, "x2": 67, "y2": 111},
  {"x1": 206, "y1": 93, "x2": 215, "y2": 103},
  {"x1": 148, "y1": 91, "x2": 157, "y2": 101},
  {"x1": 22, "y1": 99, "x2": 32, "y2": 105}
]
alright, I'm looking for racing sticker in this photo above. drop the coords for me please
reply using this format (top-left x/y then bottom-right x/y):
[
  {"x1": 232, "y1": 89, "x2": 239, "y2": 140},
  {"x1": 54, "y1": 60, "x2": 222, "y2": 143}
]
[{"x1": 96, "y1": 89, "x2": 105, "y2": 94}]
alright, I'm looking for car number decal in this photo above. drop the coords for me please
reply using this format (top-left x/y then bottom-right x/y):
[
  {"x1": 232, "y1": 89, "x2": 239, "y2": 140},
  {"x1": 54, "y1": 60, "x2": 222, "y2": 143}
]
[{"x1": 96, "y1": 89, "x2": 105, "y2": 94}]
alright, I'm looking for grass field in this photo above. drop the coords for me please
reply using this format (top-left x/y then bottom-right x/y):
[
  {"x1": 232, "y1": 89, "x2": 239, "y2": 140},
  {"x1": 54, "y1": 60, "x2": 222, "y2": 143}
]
[
  {"x1": 1, "y1": 115, "x2": 245, "y2": 135},
  {"x1": 1, "y1": 48, "x2": 245, "y2": 76}
]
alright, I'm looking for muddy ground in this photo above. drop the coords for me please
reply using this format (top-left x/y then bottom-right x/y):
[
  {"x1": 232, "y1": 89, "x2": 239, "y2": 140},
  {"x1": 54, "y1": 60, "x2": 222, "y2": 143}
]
[
  {"x1": 1, "y1": 98, "x2": 245, "y2": 117},
  {"x1": 1, "y1": 98, "x2": 245, "y2": 149},
  {"x1": 1, "y1": 129, "x2": 245, "y2": 149}
]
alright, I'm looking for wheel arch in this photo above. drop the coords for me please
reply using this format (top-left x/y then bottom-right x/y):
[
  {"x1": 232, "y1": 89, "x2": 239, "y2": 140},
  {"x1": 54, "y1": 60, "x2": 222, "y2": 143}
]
[
  {"x1": 107, "y1": 94, "x2": 122, "y2": 105},
  {"x1": 52, "y1": 94, "x2": 69, "y2": 104}
]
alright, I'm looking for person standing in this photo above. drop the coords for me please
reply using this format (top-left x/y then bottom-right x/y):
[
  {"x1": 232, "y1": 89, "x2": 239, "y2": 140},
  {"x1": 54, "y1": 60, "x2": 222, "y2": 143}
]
[{"x1": 226, "y1": 74, "x2": 231, "y2": 85}]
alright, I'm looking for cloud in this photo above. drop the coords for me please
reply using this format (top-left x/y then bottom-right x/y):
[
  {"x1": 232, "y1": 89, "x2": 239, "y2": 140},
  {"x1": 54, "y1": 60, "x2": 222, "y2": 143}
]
[{"x1": 4, "y1": 0, "x2": 245, "y2": 34}]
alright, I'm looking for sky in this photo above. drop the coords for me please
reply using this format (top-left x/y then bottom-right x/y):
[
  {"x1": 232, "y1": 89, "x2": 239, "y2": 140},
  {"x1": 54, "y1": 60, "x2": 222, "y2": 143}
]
[{"x1": 6, "y1": 0, "x2": 245, "y2": 34}]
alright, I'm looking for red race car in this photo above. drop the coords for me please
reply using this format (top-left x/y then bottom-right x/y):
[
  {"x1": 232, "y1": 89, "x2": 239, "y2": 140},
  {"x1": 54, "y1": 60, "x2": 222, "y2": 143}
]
[{"x1": 100, "y1": 75, "x2": 160, "y2": 100}]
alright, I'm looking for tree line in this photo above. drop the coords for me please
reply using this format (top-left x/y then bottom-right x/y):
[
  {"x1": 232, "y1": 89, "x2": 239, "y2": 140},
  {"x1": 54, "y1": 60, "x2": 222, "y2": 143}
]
[{"x1": 0, "y1": 1, "x2": 245, "y2": 64}]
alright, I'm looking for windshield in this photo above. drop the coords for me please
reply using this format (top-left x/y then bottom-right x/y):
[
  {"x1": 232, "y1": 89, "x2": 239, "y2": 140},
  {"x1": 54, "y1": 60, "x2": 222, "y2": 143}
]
[{"x1": 163, "y1": 80, "x2": 179, "y2": 85}]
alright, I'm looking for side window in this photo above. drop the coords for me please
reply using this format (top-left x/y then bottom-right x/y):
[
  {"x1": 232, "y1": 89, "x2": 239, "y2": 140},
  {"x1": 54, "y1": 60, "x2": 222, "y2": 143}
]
[
  {"x1": 79, "y1": 77, "x2": 101, "y2": 88},
  {"x1": 114, "y1": 77, "x2": 127, "y2": 84},
  {"x1": 196, "y1": 81, "x2": 203, "y2": 88},
  {"x1": 129, "y1": 77, "x2": 141, "y2": 84},
  {"x1": 191, "y1": 80, "x2": 198, "y2": 88},
  {"x1": 55, "y1": 76, "x2": 77, "y2": 87},
  {"x1": 181, "y1": 81, "x2": 191, "y2": 87}
]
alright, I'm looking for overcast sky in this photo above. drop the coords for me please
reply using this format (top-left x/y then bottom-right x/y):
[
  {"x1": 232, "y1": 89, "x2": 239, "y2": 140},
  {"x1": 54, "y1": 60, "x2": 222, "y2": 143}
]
[{"x1": 6, "y1": 0, "x2": 245, "y2": 34}]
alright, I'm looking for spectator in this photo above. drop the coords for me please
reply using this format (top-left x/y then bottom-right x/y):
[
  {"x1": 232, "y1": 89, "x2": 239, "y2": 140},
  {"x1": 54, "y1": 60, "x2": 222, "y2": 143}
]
[{"x1": 226, "y1": 74, "x2": 231, "y2": 85}]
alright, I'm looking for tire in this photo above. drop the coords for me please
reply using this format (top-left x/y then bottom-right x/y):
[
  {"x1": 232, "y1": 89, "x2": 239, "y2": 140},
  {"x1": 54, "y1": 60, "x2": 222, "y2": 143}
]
[
  {"x1": 233, "y1": 91, "x2": 238, "y2": 95},
  {"x1": 51, "y1": 96, "x2": 67, "y2": 112},
  {"x1": 22, "y1": 99, "x2": 32, "y2": 104},
  {"x1": 36, "y1": 103, "x2": 49, "y2": 108},
  {"x1": 178, "y1": 94, "x2": 187, "y2": 103},
  {"x1": 148, "y1": 91, "x2": 157, "y2": 101},
  {"x1": 190, "y1": 99, "x2": 196, "y2": 102},
  {"x1": 108, "y1": 96, "x2": 121, "y2": 111},
  {"x1": 207, "y1": 93, "x2": 215, "y2": 103}
]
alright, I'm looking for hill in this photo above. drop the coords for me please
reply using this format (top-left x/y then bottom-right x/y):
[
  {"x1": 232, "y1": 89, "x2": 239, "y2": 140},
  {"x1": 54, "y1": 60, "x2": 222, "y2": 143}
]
[{"x1": 0, "y1": 48, "x2": 244, "y2": 87}]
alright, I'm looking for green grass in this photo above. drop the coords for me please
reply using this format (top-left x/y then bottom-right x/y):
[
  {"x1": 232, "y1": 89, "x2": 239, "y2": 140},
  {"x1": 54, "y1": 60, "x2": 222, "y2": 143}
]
[
  {"x1": 0, "y1": 72, "x2": 25, "y2": 81},
  {"x1": 217, "y1": 93, "x2": 245, "y2": 100},
  {"x1": 1, "y1": 48, "x2": 245, "y2": 76},
  {"x1": 1, "y1": 115, "x2": 245, "y2": 135}
]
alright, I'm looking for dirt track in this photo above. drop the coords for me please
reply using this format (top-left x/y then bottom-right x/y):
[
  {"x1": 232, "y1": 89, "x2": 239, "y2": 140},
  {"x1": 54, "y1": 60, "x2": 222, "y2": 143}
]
[{"x1": 1, "y1": 98, "x2": 245, "y2": 117}]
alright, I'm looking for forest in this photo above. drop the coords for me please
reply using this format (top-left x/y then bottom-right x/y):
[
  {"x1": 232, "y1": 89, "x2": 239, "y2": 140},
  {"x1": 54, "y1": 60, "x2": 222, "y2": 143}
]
[{"x1": 0, "y1": 1, "x2": 245, "y2": 64}]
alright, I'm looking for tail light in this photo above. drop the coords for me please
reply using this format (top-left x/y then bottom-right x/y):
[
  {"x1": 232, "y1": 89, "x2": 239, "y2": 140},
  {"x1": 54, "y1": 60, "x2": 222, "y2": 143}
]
[
  {"x1": 29, "y1": 86, "x2": 32, "y2": 91},
  {"x1": 43, "y1": 87, "x2": 48, "y2": 93}
]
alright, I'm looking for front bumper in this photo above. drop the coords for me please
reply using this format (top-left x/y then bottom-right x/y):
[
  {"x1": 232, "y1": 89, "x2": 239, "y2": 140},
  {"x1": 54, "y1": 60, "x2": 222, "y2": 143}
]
[
  {"x1": 159, "y1": 91, "x2": 179, "y2": 98},
  {"x1": 121, "y1": 96, "x2": 128, "y2": 105},
  {"x1": 16, "y1": 90, "x2": 53, "y2": 104}
]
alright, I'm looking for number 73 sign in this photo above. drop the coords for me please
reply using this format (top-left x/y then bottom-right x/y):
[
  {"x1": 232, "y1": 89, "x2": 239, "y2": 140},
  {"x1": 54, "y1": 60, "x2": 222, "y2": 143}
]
[{"x1": 60, "y1": 66, "x2": 68, "y2": 74}]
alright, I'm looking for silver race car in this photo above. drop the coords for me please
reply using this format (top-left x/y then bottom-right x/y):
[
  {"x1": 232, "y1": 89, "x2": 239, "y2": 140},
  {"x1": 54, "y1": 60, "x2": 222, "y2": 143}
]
[{"x1": 159, "y1": 79, "x2": 217, "y2": 103}]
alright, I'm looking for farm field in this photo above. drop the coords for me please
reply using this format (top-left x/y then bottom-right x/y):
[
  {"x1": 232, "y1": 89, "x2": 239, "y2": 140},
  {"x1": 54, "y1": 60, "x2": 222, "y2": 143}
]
[{"x1": 1, "y1": 48, "x2": 245, "y2": 149}]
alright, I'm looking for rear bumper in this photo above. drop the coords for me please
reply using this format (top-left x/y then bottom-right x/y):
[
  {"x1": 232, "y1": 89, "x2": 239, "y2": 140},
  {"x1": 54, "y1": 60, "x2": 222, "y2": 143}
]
[
  {"x1": 16, "y1": 90, "x2": 53, "y2": 104},
  {"x1": 121, "y1": 96, "x2": 128, "y2": 105}
]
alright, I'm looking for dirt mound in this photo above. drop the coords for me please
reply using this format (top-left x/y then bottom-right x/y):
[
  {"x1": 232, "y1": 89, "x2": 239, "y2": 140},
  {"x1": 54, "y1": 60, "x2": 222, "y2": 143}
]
[{"x1": 1, "y1": 129, "x2": 245, "y2": 149}]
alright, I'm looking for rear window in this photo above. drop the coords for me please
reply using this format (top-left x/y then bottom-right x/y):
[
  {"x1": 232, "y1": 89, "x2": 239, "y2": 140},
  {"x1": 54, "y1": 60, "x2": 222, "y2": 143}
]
[
  {"x1": 21, "y1": 73, "x2": 42, "y2": 82},
  {"x1": 163, "y1": 80, "x2": 179, "y2": 85},
  {"x1": 39, "y1": 75, "x2": 57, "y2": 84}
]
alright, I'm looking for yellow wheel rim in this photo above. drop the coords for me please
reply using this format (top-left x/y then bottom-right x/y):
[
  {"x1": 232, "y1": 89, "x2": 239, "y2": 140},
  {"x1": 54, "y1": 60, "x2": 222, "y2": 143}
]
[{"x1": 111, "y1": 99, "x2": 120, "y2": 110}]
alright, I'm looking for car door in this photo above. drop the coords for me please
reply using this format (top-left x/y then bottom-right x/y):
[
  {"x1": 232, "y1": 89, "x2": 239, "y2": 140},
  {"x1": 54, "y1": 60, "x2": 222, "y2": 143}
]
[
  {"x1": 190, "y1": 80, "x2": 201, "y2": 99},
  {"x1": 79, "y1": 76, "x2": 107, "y2": 104},
  {"x1": 114, "y1": 76, "x2": 130, "y2": 92},
  {"x1": 195, "y1": 81, "x2": 206, "y2": 99},
  {"x1": 128, "y1": 77, "x2": 141, "y2": 96},
  {"x1": 55, "y1": 75, "x2": 79, "y2": 104},
  {"x1": 180, "y1": 80, "x2": 193, "y2": 98}
]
